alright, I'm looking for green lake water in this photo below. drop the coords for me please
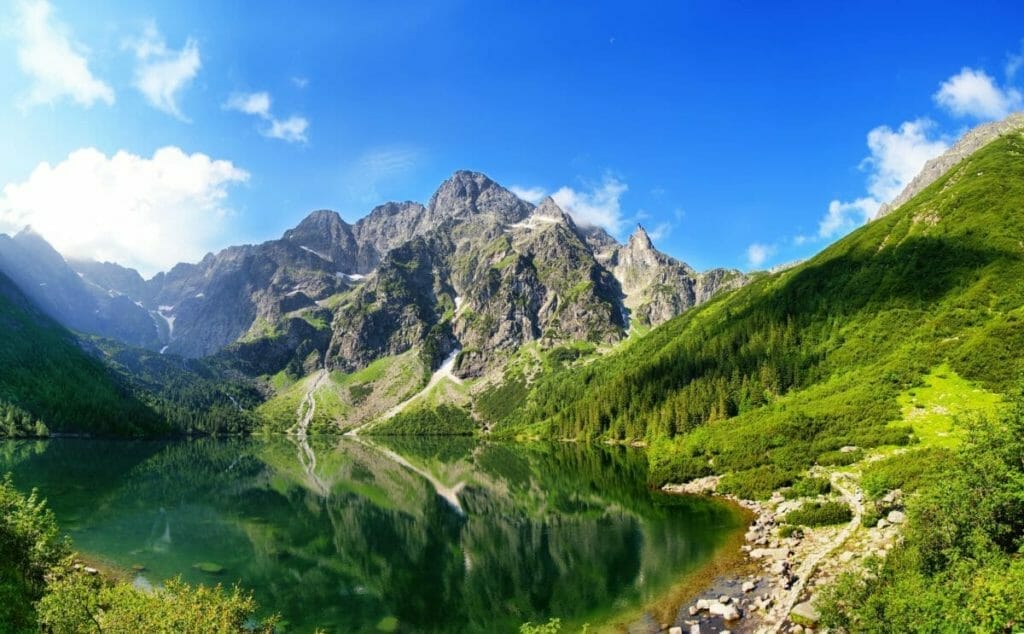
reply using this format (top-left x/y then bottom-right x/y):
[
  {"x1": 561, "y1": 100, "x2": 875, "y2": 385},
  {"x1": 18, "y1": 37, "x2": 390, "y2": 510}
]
[{"x1": 0, "y1": 437, "x2": 742, "y2": 632}]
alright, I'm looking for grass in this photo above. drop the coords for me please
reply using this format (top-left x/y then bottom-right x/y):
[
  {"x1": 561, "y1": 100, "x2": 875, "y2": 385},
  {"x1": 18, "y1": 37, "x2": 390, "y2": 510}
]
[{"x1": 895, "y1": 362, "x2": 1001, "y2": 449}]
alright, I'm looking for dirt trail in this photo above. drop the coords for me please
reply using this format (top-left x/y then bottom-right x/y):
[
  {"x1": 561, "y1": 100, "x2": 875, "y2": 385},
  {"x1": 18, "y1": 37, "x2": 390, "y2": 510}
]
[
  {"x1": 292, "y1": 370, "x2": 329, "y2": 497},
  {"x1": 762, "y1": 471, "x2": 864, "y2": 633}
]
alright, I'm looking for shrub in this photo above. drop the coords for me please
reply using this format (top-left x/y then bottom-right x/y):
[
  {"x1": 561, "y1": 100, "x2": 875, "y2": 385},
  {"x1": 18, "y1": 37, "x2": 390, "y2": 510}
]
[
  {"x1": 0, "y1": 474, "x2": 69, "y2": 630},
  {"x1": 816, "y1": 449, "x2": 864, "y2": 466},
  {"x1": 783, "y1": 476, "x2": 832, "y2": 499},
  {"x1": 783, "y1": 501, "x2": 853, "y2": 526},
  {"x1": 861, "y1": 448, "x2": 948, "y2": 498},
  {"x1": 718, "y1": 465, "x2": 796, "y2": 500}
]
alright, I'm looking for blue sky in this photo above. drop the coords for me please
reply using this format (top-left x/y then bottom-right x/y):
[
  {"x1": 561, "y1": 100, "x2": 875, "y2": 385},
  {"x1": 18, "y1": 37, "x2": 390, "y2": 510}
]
[{"x1": 1, "y1": 1, "x2": 1024, "y2": 276}]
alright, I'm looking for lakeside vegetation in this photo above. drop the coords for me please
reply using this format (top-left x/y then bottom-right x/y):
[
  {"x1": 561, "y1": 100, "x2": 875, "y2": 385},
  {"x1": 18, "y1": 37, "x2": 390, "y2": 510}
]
[
  {"x1": 818, "y1": 387, "x2": 1024, "y2": 631},
  {"x1": 0, "y1": 474, "x2": 276, "y2": 633}
]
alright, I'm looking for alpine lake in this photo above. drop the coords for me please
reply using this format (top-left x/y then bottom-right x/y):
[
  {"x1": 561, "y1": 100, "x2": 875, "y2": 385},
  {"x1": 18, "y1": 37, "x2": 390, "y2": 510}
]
[{"x1": 0, "y1": 436, "x2": 744, "y2": 632}]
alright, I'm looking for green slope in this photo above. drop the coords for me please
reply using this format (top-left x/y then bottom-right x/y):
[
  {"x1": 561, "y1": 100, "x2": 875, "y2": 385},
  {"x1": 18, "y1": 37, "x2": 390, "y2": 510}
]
[
  {"x1": 0, "y1": 272, "x2": 166, "y2": 436},
  {"x1": 498, "y1": 131, "x2": 1024, "y2": 489}
]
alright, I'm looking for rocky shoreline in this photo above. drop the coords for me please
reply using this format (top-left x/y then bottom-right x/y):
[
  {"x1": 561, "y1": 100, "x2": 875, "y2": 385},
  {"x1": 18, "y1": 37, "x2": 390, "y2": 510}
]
[{"x1": 658, "y1": 465, "x2": 906, "y2": 634}]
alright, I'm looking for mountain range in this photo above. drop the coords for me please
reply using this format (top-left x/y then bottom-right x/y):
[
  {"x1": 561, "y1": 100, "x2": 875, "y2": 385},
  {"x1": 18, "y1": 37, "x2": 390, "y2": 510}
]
[{"x1": 0, "y1": 170, "x2": 744, "y2": 399}]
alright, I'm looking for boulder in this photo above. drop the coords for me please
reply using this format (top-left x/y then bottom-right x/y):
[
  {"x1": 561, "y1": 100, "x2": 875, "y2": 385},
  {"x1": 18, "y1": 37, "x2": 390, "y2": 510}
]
[
  {"x1": 742, "y1": 580, "x2": 757, "y2": 593},
  {"x1": 790, "y1": 601, "x2": 821, "y2": 627},
  {"x1": 710, "y1": 601, "x2": 741, "y2": 621},
  {"x1": 669, "y1": 627, "x2": 683, "y2": 634},
  {"x1": 750, "y1": 547, "x2": 791, "y2": 560},
  {"x1": 718, "y1": 595, "x2": 731, "y2": 604},
  {"x1": 887, "y1": 510, "x2": 906, "y2": 524}
]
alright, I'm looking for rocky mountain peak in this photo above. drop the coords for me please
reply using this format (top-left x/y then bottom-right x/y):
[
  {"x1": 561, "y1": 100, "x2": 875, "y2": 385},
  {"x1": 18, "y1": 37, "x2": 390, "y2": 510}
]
[
  {"x1": 531, "y1": 197, "x2": 576, "y2": 227},
  {"x1": 284, "y1": 210, "x2": 349, "y2": 243},
  {"x1": 628, "y1": 224, "x2": 654, "y2": 250},
  {"x1": 428, "y1": 170, "x2": 531, "y2": 224}
]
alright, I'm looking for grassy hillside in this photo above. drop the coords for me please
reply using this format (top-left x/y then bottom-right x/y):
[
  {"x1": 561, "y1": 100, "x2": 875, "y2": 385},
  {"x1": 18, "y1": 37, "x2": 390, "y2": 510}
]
[
  {"x1": 496, "y1": 132, "x2": 1024, "y2": 491},
  {"x1": 0, "y1": 272, "x2": 166, "y2": 436}
]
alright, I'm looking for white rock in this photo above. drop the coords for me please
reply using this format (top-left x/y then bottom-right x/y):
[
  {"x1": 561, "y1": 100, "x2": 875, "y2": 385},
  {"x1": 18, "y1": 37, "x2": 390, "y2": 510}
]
[
  {"x1": 876, "y1": 518, "x2": 889, "y2": 529},
  {"x1": 710, "y1": 601, "x2": 741, "y2": 621},
  {"x1": 669, "y1": 627, "x2": 683, "y2": 634},
  {"x1": 690, "y1": 625, "x2": 701, "y2": 634},
  {"x1": 750, "y1": 547, "x2": 791, "y2": 560},
  {"x1": 887, "y1": 510, "x2": 906, "y2": 524},
  {"x1": 718, "y1": 595, "x2": 731, "y2": 604},
  {"x1": 742, "y1": 580, "x2": 756, "y2": 592},
  {"x1": 84, "y1": 566, "x2": 98, "y2": 575}
]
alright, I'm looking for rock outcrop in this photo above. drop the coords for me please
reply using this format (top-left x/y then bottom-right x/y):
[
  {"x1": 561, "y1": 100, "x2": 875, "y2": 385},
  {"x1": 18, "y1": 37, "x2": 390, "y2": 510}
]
[{"x1": 875, "y1": 112, "x2": 1024, "y2": 219}]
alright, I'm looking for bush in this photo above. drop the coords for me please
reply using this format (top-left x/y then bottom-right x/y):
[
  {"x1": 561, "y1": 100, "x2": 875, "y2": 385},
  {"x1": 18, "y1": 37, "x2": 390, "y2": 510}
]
[
  {"x1": 861, "y1": 448, "x2": 948, "y2": 498},
  {"x1": 38, "y1": 575, "x2": 276, "y2": 633},
  {"x1": 0, "y1": 474, "x2": 69, "y2": 630},
  {"x1": 778, "y1": 524, "x2": 804, "y2": 538},
  {"x1": 816, "y1": 449, "x2": 864, "y2": 466},
  {"x1": 719, "y1": 465, "x2": 796, "y2": 500},
  {"x1": 783, "y1": 501, "x2": 853, "y2": 526},
  {"x1": 783, "y1": 476, "x2": 832, "y2": 499},
  {"x1": 1, "y1": 475, "x2": 277, "y2": 633}
]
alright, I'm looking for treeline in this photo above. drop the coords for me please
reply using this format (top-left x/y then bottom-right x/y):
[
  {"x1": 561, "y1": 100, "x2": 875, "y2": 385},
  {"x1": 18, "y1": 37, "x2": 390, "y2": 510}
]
[
  {"x1": 367, "y1": 405, "x2": 476, "y2": 435},
  {"x1": 0, "y1": 278, "x2": 167, "y2": 436},
  {"x1": 0, "y1": 400, "x2": 48, "y2": 438}
]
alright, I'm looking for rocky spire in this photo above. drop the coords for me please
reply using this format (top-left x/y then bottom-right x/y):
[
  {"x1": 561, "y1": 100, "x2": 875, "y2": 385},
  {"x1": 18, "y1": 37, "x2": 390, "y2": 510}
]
[{"x1": 628, "y1": 224, "x2": 654, "y2": 250}]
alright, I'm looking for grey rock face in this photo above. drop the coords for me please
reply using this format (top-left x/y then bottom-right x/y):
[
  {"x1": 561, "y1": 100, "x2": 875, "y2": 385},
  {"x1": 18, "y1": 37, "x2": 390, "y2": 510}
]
[
  {"x1": 875, "y1": 112, "x2": 1024, "y2": 219},
  {"x1": 607, "y1": 225, "x2": 745, "y2": 327},
  {"x1": 0, "y1": 228, "x2": 161, "y2": 349},
  {"x1": 1, "y1": 169, "x2": 748, "y2": 379}
]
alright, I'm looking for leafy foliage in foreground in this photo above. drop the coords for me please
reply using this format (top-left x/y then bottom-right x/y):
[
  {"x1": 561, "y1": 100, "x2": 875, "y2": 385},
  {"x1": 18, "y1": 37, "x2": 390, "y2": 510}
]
[
  {"x1": 495, "y1": 133, "x2": 1024, "y2": 490},
  {"x1": 0, "y1": 474, "x2": 274, "y2": 633},
  {"x1": 817, "y1": 390, "x2": 1024, "y2": 632}
]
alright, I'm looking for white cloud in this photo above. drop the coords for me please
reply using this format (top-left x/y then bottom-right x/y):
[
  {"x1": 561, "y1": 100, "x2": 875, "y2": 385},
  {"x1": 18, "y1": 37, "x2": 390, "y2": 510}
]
[
  {"x1": 263, "y1": 115, "x2": 309, "y2": 143},
  {"x1": 509, "y1": 185, "x2": 546, "y2": 205},
  {"x1": 810, "y1": 119, "x2": 948, "y2": 241},
  {"x1": 291, "y1": 76, "x2": 309, "y2": 89},
  {"x1": 0, "y1": 147, "x2": 248, "y2": 276},
  {"x1": 933, "y1": 67, "x2": 1021, "y2": 120},
  {"x1": 746, "y1": 242, "x2": 775, "y2": 268},
  {"x1": 125, "y1": 22, "x2": 200, "y2": 121},
  {"x1": 646, "y1": 222, "x2": 672, "y2": 241},
  {"x1": 224, "y1": 91, "x2": 271, "y2": 118},
  {"x1": 551, "y1": 176, "x2": 628, "y2": 233},
  {"x1": 224, "y1": 89, "x2": 309, "y2": 143},
  {"x1": 863, "y1": 119, "x2": 949, "y2": 203},
  {"x1": 13, "y1": 0, "x2": 114, "y2": 108},
  {"x1": 818, "y1": 197, "x2": 879, "y2": 239}
]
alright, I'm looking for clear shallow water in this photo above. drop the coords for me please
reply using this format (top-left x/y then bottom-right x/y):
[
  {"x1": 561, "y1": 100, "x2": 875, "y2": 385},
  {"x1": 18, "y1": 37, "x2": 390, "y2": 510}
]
[{"x1": 0, "y1": 437, "x2": 742, "y2": 633}]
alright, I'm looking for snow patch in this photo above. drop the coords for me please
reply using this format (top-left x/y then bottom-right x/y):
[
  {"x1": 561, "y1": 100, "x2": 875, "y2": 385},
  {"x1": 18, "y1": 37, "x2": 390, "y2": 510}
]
[
  {"x1": 159, "y1": 345, "x2": 169, "y2": 354},
  {"x1": 337, "y1": 272, "x2": 366, "y2": 281},
  {"x1": 194, "y1": 292, "x2": 205, "y2": 299},
  {"x1": 300, "y1": 245, "x2": 332, "y2": 262}
]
